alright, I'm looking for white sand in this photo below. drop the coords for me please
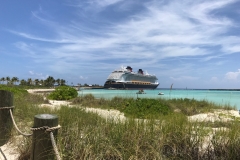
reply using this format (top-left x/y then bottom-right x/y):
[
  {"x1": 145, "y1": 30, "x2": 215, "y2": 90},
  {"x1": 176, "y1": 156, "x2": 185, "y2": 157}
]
[
  {"x1": 27, "y1": 89, "x2": 55, "y2": 94},
  {"x1": 0, "y1": 142, "x2": 19, "y2": 160},
  {"x1": 188, "y1": 109, "x2": 240, "y2": 122},
  {"x1": 40, "y1": 100, "x2": 72, "y2": 109},
  {"x1": 84, "y1": 107, "x2": 126, "y2": 122}
]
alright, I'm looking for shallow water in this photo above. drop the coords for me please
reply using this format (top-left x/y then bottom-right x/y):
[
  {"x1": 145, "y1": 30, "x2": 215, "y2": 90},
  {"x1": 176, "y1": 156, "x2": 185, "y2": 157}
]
[{"x1": 78, "y1": 89, "x2": 240, "y2": 110}]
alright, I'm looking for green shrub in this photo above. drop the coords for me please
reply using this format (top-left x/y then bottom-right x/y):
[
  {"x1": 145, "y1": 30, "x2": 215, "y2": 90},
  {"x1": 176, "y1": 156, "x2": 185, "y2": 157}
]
[
  {"x1": 0, "y1": 85, "x2": 28, "y2": 95},
  {"x1": 123, "y1": 98, "x2": 172, "y2": 119},
  {"x1": 48, "y1": 86, "x2": 78, "y2": 100}
]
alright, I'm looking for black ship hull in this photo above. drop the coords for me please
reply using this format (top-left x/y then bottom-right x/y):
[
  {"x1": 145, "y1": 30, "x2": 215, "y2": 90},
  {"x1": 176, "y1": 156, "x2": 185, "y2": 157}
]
[{"x1": 104, "y1": 82, "x2": 159, "y2": 89}]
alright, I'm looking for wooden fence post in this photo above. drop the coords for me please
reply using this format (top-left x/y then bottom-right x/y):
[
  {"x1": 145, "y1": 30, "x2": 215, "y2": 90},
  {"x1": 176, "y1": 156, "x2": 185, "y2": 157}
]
[
  {"x1": 31, "y1": 114, "x2": 59, "y2": 160},
  {"x1": 0, "y1": 90, "x2": 13, "y2": 146}
]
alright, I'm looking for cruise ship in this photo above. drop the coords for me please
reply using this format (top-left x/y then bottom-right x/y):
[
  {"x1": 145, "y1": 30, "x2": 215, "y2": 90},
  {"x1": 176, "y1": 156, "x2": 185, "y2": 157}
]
[{"x1": 104, "y1": 66, "x2": 159, "y2": 89}]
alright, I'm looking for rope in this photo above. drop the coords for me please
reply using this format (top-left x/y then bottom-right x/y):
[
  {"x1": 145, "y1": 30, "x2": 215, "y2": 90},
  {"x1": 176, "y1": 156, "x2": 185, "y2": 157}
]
[
  {"x1": 9, "y1": 109, "x2": 32, "y2": 137},
  {"x1": 46, "y1": 125, "x2": 61, "y2": 132},
  {"x1": 50, "y1": 132, "x2": 61, "y2": 160},
  {"x1": 30, "y1": 126, "x2": 49, "y2": 131},
  {"x1": 0, "y1": 106, "x2": 14, "y2": 110},
  {"x1": 1, "y1": 106, "x2": 61, "y2": 160},
  {"x1": 31, "y1": 125, "x2": 61, "y2": 132},
  {"x1": 0, "y1": 147, "x2": 7, "y2": 160},
  {"x1": 31, "y1": 125, "x2": 62, "y2": 160}
]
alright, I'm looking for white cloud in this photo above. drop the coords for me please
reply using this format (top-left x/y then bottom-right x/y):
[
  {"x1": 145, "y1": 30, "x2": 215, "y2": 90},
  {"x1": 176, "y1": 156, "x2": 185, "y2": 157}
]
[
  {"x1": 29, "y1": 71, "x2": 34, "y2": 75},
  {"x1": 94, "y1": 0, "x2": 123, "y2": 7},
  {"x1": 14, "y1": 42, "x2": 37, "y2": 56},
  {"x1": 223, "y1": 44, "x2": 240, "y2": 53},
  {"x1": 11, "y1": 0, "x2": 239, "y2": 62},
  {"x1": 28, "y1": 71, "x2": 47, "y2": 79},
  {"x1": 6, "y1": 0, "x2": 240, "y2": 88},
  {"x1": 79, "y1": 76, "x2": 88, "y2": 80},
  {"x1": 225, "y1": 69, "x2": 240, "y2": 80},
  {"x1": 188, "y1": 0, "x2": 235, "y2": 26},
  {"x1": 170, "y1": 76, "x2": 199, "y2": 81},
  {"x1": 210, "y1": 76, "x2": 219, "y2": 82}
]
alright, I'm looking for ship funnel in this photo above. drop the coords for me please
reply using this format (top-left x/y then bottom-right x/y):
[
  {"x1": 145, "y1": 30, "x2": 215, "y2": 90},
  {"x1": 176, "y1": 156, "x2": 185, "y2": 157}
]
[
  {"x1": 138, "y1": 69, "x2": 143, "y2": 74},
  {"x1": 126, "y1": 66, "x2": 132, "y2": 72}
]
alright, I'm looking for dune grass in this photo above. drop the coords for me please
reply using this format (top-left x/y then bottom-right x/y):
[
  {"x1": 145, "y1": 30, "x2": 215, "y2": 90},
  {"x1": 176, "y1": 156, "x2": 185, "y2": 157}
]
[
  {"x1": 1, "y1": 87, "x2": 240, "y2": 159},
  {"x1": 71, "y1": 94, "x2": 234, "y2": 117}
]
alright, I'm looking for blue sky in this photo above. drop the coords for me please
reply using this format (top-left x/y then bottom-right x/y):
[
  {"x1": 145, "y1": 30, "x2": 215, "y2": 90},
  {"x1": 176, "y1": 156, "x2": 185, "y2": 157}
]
[{"x1": 1, "y1": 0, "x2": 240, "y2": 89}]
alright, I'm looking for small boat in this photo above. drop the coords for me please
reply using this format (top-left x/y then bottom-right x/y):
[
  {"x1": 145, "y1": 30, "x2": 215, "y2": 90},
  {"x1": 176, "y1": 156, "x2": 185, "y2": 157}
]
[
  {"x1": 108, "y1": 87, "x2": 116, "y2": 90},
  {"x1": 158, "y1": 92, "x2": 164, "y2": 95},
  {"x1": 136, "y1": 89, "x2": 146, "y2": 94}
]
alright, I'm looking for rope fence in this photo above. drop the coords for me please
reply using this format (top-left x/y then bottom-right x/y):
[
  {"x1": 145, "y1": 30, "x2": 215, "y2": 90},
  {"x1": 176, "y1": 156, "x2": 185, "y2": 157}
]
[
  {"x1": 0, "y1": 92, "x2": 62, "y2": 160},
  {"x1": 50, "y1": 132, "x2": 61, "y2": 160},
  {"x1": 8, "y1": 107, "x2": 32, "y2": 137}
]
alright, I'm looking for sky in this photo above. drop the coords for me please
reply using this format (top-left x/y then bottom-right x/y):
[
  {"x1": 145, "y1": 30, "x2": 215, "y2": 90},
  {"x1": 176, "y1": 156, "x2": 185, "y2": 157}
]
[{"x1": 0, "y1": 0, "x2": 240, "y2": 89}]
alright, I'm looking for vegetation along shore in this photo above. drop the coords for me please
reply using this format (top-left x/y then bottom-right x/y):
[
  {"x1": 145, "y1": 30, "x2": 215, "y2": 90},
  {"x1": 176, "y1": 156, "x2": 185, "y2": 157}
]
[
  {"x1": 1, "y1": 84, "x2": 240, "y2": 159},
  {"x1": 0, "y1": 76, "x2": 102, "y2": 87}
]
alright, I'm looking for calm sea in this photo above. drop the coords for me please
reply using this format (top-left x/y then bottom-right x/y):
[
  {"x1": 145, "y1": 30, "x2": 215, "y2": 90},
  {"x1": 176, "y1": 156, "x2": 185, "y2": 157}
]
[{"x1": 78, "y1": 89, "x2": 240, "y2": 110}]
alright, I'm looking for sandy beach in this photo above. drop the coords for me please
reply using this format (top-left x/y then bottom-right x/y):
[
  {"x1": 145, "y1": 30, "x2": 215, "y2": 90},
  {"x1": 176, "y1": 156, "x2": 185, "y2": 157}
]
[
  {"x1": 188, "y1": 109, "x2": 240, "y2": 122},
  {"x1": 1, "y1": 89, "x2": 240, "y2": 159},
  {"x1": 27, "y1": 88, "x2": 55, "y2": 94},
  {"x1": 0, "y1": 141, "x2": 19, "y2": 160}
]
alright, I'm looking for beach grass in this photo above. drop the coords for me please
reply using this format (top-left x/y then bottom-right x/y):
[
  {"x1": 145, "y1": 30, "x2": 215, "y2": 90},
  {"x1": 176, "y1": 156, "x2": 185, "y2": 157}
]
[
  {"x1": 71, "y1": 94, "x2": 234, "y2": 117},
  {"x1": 2, "y1": 87, "x2": 240, "y2": 159}
]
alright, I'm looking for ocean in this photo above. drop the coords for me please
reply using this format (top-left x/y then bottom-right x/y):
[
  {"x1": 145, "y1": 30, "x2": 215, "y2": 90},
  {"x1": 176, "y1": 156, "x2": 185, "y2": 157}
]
[{"x1": 78, "y1": 89, "x2": 240, "y2": 110}]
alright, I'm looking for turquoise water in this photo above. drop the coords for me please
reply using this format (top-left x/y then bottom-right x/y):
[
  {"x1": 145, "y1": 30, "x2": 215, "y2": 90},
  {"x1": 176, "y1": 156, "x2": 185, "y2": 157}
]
[{"x1": 78, "y1": 89, "x2": 240, "y2": 110}]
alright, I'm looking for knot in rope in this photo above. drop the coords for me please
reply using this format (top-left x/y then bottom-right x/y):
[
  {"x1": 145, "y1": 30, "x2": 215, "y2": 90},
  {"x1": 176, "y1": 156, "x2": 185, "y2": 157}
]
[
  {"x1": 46, "y1": 125, "x2": 61, "y2": 132},
  {"x1": 30, "y1": 125, "x2": 62, "y2": 160},
  {"x1": 31, "y1": 125, "x2": 61, "y2": 133}
]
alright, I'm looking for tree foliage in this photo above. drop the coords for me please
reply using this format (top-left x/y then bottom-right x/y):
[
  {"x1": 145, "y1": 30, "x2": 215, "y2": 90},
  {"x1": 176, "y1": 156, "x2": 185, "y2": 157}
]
[{"x1": 0, "y1": 85, "x2": 28, "y2": 95}]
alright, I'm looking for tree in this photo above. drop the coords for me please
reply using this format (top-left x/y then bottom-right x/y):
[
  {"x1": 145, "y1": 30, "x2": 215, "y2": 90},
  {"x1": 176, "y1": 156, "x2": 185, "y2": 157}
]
[
  {"x1": 0, "y1": 77, "x2": 5, "y2": 84},
  {"x1": 34, "y1": 79, "x2": 40, "y2": 86},
  {"x1": 1, "y1": 75, "x2": 68, "y2": 87},
  {"x1": 45, "y1": 76, "x2": 55, "y2": 87},
  {"x1": 6, "y1": 76, "x2": 10, "y2": 85},
  {"x1": 11, "y1": 77, "x2": 19, "y2": 85},
  {"x1": 27, "y1": 78, "x2": 32, "y2": 86},
  {"x1": 20, "y1": 79, "x2": 27, "y2": 85},
  {"x1": 60, "y1": 79, "x2": 66, "y2": 86},
  {"x1": 55, "y1": 78, "x2": 60, "y2": 86},
  {"x1": 39, "y1": 79, "x2": 44, "y2": 86}
]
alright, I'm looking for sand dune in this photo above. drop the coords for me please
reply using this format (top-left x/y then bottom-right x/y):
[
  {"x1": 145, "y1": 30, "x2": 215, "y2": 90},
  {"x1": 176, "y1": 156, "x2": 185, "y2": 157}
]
[{"x1": 1, "y1": 89, "x2": 239, "y2": 159}]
